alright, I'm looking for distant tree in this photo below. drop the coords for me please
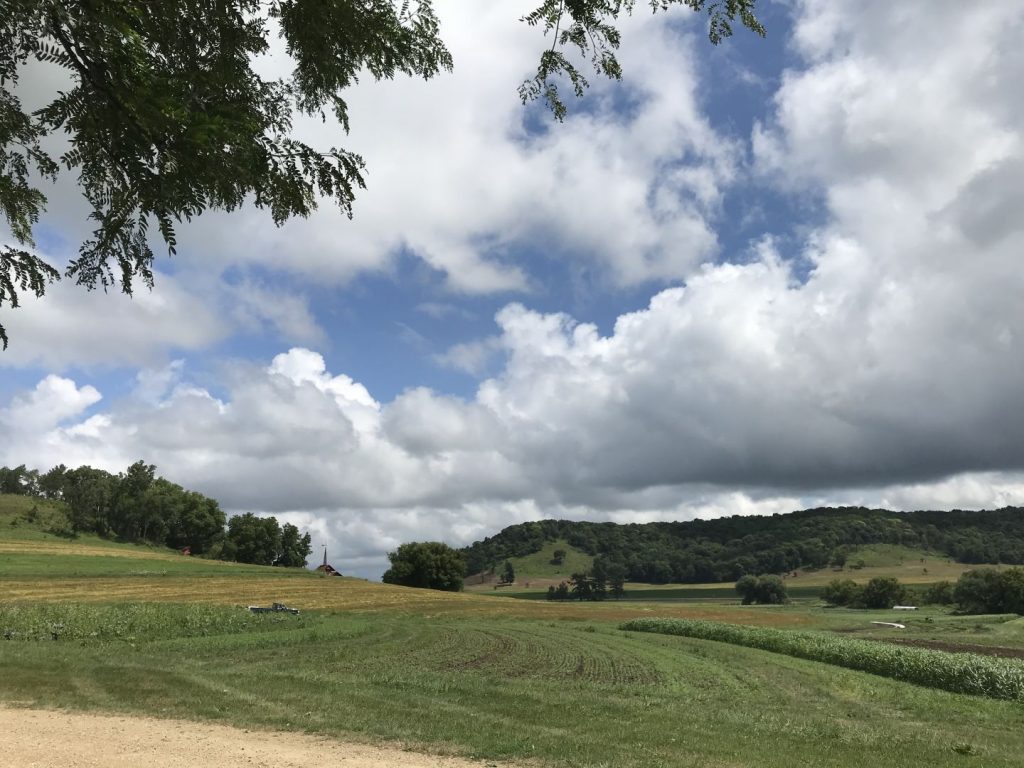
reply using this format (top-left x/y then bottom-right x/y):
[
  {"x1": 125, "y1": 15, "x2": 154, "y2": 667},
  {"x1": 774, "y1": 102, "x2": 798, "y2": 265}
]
[
  {"x1": 37, "y1": 464, "x2": 67, "y2": 499},
  {"x1": 1002, "y1": 568, "x2": 1024, "y2": 615},
  {"x1": 546, "y1": 585, "x2": 557, "y2": 601},
  {"x1": 922, "y1": 580, "x2": 954, "y2": 606},
  {"x1": 551, "y1": 548, "x2": 567, "y2": 566},
  {"x1": 276, "y1": 523, "x2": 312, "y2": 568},
  {"x1": 382, "y1": 541, "x2": 465, "y2": 592},
  {"x1": 569, "y1": 572, "x2": 593, "y2": 601},
  {"x1": 166, "y1": 489, "x2": 226, "y2": 555},
  {"x1": 735, "y1": 574, "x2": 759, "y2": 605},
  {"x1": 822, "y1": 578, "x2": 860, "y2": 607},
  {"x1": 62, "y1": 465, "x2": 116, "y2": 535},
  {"x1": 591, "y1": 558, "x2": 609, "y2": 601},
  {"x1": 953, "y1": 568, "x2": 1024, "y2": 614},
  {"x1": 736, "y1": 574, "x2": 788, "y2": 605},
  {"x1": 858, "y1": 577, "x2": 907, "y2": 609},
  {"x1": 799, "y1": 538, "x2": 830, "y2": 569},
  {"x1": 607, "y1": 562, "x2": 627, "y2": 600},
  {"x1": 555, "y1": 581, "x2": 570, "y2": 601},
  {"x1": 755, "y1": 574, "x2": 788, "y2": 604},
  {"x1": 0, "y1": 465, "x2": 29, "y2": 495},
  {"x1": 830, "y1": 548, "x2": 849, "y2": 569},
  {"x1": 224, "y1": 512, "x2": 281, "y2": 566},
  {"x1": 502, "y1": 560, "x2": 516, "y2": 584},
  {"x1": 108, "y1": 460, "x2": 156, "y2": 541}
]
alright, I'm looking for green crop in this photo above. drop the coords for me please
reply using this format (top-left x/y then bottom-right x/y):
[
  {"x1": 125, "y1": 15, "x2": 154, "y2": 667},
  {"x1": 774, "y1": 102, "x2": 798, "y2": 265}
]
[
  {"x1": 620, "y1": 617, "x2": 1024, "y2": 702},
  {"x1": 0, "y1": 602, "x2": 312, "y2": 643}
]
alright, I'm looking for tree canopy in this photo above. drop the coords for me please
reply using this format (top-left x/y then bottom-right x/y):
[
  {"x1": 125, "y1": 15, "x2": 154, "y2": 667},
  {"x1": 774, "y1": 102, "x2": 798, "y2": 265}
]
[
  {"x1": 0, "y1": 0, "x2": 763, "y2": 348},
  {"x1": 460, "y1": 507, "x2": 1024, "y2": 585},
  {"x1": 382, "y1": 541, "x2": 465, "y2": 591},
  {"x1": 734, "y1": 573, "x2": 787, "y2": 605},
  {"x1": 1, "y1": 459, "x2": 312, "y2": 566}
]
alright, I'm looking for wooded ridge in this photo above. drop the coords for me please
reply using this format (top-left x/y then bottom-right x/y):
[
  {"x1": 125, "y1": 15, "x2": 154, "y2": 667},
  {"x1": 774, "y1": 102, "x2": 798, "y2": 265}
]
[{"x1": 460, "y1": 507, "x2": 1024, "y2": 584}]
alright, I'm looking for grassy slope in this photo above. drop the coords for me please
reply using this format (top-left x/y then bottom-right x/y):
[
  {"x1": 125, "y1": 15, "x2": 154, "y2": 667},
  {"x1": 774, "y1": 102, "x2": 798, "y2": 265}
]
[
  {"x1": 496, "y1": 543, "x2": 1003, "y2": 599},
  {"x1": 789, "y1": 543, "x2": 1000, "y2": 586},
  {"x1": 465, "y1": 539, "x2": 594, "y2": 591},
  {"x1": 0, "y1": 494, "x2": 308, "y2": 578},
  {"x1": 4, "y1": 498, "x2": 1024, "y2": 767}
]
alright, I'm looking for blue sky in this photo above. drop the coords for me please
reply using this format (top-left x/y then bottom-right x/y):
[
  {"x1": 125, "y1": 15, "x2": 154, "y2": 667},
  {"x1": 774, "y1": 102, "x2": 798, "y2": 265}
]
[{"x1": 3, "y1": 1, "x2": 1024, "y2": 578}]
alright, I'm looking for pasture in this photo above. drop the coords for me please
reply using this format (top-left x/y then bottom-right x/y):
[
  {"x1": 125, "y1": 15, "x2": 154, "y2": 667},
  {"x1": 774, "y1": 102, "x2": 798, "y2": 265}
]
[
  {"x1": 3, "y1": 507, "x2": 1024, "y2": 767},
  {"x1": 3, "y1": 602, "x2": 1024, "y2": 767}
]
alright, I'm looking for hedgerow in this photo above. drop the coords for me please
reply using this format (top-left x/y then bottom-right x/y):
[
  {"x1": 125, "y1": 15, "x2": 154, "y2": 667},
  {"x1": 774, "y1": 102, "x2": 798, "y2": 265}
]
[{"x1": 619, "y1": 618, "x2": 1024, "y2": 702}]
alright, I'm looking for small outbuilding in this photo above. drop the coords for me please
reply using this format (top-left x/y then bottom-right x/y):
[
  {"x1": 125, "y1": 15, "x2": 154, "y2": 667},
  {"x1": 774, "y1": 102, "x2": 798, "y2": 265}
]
[{"x1": 892, "y1": 605, "x2": 917, "y2": 610}]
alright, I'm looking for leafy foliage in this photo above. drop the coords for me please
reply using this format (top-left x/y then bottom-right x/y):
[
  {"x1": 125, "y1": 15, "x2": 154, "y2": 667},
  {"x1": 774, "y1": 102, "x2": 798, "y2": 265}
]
[
  {"x1": 520, "y1": 1, "x2": 764, "y2": 119},
  {"x1": 461, "y1": 507, "x2": 1024, "y2": 584},
  {"x1": 0, "y1": 0, "x2": 451, "y2": 344},
  {"x1": 0, "y1": 0, "x2": 762, "y2": 346},
  {"x1": 922, "y1": 580, "x2": 955, "y2": 605},
  {"x1": 822, "y1": 578, "x2": 860, "y2": 607},
  {"x1": 954, "y1": 568, "x2": 1024, "y2": 615},
  {"x1": 382, "y1": 540, "x2": 465, "y2": 591},
  {"x1": 734, "y1": 573, "x2": 787, "y2": 604},
  {"x1": 622, "y1": 617, "x2": 1024, "y2": 702},
  {"x1": 1, "y1": 459, "x2": 311, "y2": 566},
  {"x1": 858, "y1": 576, "x2": 907, "y2": 609}
]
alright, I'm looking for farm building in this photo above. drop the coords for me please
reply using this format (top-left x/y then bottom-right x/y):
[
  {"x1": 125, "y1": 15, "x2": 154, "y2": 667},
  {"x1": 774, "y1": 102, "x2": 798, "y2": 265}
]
[{"x1": 315, "y1": 548, "x2": 342, "y2": 576}]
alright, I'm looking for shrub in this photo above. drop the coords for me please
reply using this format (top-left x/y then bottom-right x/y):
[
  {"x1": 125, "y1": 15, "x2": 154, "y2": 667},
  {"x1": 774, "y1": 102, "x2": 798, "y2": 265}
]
[
  {"x1": 382, "y1": 541, "x2": 466, "y2": 591},
  {"x1": 922, "y1": 580, "x2": 954, "y2": 605},
  {"x1": 822, "y1": 578, "x2": 860, "y2": 606},
  {"x1": 620, "y1": 617, "x2": 1024, "y2": 702},
  {"x1": 858, "y1": 577, "x2": 907, "y2": 609},
  {"x1": 735, "y1": 574, "x2": 789, "y2": 605},
  {"x1": 955, "y1": 568, "x2": 1024, "y2": 614}
]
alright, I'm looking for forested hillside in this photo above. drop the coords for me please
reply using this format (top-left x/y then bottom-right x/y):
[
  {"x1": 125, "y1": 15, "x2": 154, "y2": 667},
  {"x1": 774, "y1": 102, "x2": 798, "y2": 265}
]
[
  {"x1": 460, "y1": 507, "x2": 1024, "y2": 584},
  {"x1": 0, "y1": 462, "x2": 311, "y2": 567}
]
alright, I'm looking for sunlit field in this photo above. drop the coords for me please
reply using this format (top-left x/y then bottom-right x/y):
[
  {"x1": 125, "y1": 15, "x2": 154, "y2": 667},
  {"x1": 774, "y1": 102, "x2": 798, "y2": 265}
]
[{"x1": 3, "y1": 500, "x2": 1024, "y2": 767}]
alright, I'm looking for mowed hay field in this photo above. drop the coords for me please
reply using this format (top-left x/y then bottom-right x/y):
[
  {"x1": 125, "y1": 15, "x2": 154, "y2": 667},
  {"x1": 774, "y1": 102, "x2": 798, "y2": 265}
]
[{"x1": 2, "y1": 513, "x2": 1024, "y2": 766}]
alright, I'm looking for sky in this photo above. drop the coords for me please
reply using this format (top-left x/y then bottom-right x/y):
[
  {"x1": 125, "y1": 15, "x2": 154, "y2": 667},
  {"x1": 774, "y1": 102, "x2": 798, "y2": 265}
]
[{"x1": 3, "y1": 0, "x2": 1024, "y2": 579}]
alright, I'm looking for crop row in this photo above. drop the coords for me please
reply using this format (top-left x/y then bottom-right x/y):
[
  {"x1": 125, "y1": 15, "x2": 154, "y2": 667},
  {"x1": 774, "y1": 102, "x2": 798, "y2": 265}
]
[
  {"x1": 0, "y1": 602, "x2": 311, "y2": 642},
  {"x1": 620, "y1": 618, "x2": 1024, "y2": 702}
]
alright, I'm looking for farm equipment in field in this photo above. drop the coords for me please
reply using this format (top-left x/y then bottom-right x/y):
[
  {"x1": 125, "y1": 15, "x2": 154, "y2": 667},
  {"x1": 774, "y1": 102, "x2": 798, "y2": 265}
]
[{"x1": 248, "y1": 602, "x2": 300, "y2": 615}]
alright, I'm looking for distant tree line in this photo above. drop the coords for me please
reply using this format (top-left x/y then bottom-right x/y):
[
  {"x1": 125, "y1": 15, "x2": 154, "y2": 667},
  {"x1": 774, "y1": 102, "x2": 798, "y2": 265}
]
[
  {"x1": 1, "y1": 462, "x2": 311, "y2": 567},
  {"x1": 460, "y1": 508, "x2": 1024, "y2": 584},
  {"x1": 823, "y1": 569, "x2": 1024, "y2": 614},
  {"x1": 546, "y1": 560, "x2": 627, "y2": 601},
  {"x1": 821, "y1": 577, "x2": 908, "y2": 609}
]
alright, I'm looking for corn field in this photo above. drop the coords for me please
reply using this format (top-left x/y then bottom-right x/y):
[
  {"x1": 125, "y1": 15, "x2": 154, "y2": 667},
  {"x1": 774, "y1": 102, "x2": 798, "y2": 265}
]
[{"x1": 620, "y1": 617, "x2": 1024, "y2": 702}]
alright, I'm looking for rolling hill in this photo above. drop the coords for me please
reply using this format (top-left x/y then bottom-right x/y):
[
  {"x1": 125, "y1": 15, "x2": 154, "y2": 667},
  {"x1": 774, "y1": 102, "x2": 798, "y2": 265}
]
[
  {"x1": 4, "y1": 492, "x2": 1024, "y2": 767},
  {"x1": 460, "y1": 506, "x2": 1024, "y2": 585}
]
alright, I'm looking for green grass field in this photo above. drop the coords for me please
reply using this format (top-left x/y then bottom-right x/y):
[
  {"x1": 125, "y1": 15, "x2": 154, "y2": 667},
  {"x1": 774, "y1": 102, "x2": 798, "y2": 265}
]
[
  {"x1": 4, "y1": 603, "x2": 1024, "y2": 767},
  {"x1": 3, "y1": 495, "x2": 1024, "y2": 767},
  {"x1": 484, "y1": 543, "x2": 1000, "y2": 603}
]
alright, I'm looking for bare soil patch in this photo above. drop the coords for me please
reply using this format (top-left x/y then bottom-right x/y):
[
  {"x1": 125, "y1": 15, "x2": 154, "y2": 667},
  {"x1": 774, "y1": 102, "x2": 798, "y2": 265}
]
[{"x1": 0, "y1": 707, "x2": 509, "y2": 768}]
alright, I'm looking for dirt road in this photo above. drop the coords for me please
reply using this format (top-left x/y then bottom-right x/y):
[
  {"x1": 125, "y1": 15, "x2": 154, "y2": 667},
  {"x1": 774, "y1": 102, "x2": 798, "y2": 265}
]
[{"x1": 0, "y1": 706, "x2": 507, "y2": 768}]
